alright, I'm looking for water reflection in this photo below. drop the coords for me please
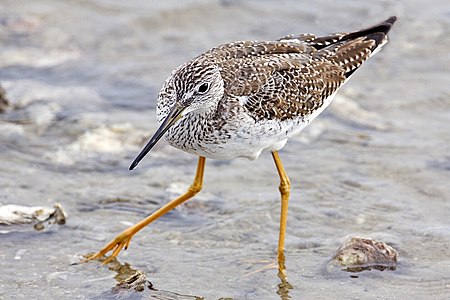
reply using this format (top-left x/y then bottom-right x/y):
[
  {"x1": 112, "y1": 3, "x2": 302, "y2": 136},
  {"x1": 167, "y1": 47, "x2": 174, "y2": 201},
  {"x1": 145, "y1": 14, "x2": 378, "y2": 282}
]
[
  {"x1": 93, "y1": 256, "x2": 204, "y2": 299},
  {"x1": 277, "y1": 254, "x2": 294, "y2": 300},
  {"x1": 277, "y1": 270, "x2": 294, "y2": 300}
]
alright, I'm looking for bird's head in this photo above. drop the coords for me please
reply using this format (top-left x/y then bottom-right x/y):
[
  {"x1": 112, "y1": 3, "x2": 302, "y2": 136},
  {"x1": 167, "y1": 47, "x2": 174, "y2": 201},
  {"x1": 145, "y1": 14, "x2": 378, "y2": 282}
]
[{"x1": 129, "y1": 59, "x2": 223, "y2": 170}]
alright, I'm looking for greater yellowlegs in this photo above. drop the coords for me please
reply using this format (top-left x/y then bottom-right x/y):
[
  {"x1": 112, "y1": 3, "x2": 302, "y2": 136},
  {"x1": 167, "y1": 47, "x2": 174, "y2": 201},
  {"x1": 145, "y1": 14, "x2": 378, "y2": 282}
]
[{"x1": 87, "y1": 17, "x2": 397, "y2": 269}]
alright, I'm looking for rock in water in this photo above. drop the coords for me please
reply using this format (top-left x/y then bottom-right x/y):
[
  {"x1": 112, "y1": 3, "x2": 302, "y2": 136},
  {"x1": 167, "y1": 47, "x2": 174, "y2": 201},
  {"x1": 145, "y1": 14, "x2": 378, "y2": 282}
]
[
  {"x1": 0, "y1": 84, "x2": 9, "y2": 112},
  {"x1": 112, "y1": 270, "x2": 153, "y2": 293},
  {"x1": 330, "y1": 237, "x2": 398, "y2": 272},
  {"x1": 0, "y1": 203, "x2": 67, "y2": 230}
]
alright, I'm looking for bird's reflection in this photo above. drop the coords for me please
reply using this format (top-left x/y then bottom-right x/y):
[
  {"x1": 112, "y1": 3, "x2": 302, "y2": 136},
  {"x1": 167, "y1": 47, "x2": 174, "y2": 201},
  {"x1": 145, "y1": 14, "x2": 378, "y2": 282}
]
[
  {"x1": 277, "y1": 254, "x2": 293, "y2": 300},
  {"x1": 87, "y1": 253, "x2": 294, "y2": 298}
]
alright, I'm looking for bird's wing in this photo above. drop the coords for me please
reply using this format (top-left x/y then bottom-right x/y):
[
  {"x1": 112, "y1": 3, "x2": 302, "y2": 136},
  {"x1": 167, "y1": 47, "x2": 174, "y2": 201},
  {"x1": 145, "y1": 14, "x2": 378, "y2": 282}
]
[
  {"x1": 212, "y1": 17, "x2": 396, "y2": 121},
  {"x1": 221, "y1": 54, "x2": 346, "y2": 121},
  {"x1": 203, "y1": 40, "x2": 315, "y2": 63}
]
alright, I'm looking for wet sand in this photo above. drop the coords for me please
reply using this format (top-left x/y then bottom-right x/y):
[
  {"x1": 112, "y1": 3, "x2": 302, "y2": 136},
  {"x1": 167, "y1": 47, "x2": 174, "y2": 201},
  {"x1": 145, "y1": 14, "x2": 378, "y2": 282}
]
[{"x1": 1, "y1": 0, "x2": 449, "y2": 299}]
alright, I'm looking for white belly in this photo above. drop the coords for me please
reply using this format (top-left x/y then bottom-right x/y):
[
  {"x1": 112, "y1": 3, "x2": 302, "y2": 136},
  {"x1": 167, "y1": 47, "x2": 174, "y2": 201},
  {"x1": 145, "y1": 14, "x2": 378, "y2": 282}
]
[{"x1": 166, "y1": 92, "x2": 338, "y2": 160}]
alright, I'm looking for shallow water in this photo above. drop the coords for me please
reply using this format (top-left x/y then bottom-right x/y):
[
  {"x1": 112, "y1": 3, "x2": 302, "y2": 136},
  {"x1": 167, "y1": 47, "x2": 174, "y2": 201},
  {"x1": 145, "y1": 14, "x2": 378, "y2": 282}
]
[{"x1": 1, "y1": 0, "x2": 449, "y2": 299}]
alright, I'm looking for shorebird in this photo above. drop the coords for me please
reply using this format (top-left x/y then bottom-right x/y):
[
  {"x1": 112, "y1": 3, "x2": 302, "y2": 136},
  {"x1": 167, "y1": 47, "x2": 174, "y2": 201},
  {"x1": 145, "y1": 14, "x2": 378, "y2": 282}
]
[{"x1": 87, "y1": 17, "x2": 397, "y2": 269}]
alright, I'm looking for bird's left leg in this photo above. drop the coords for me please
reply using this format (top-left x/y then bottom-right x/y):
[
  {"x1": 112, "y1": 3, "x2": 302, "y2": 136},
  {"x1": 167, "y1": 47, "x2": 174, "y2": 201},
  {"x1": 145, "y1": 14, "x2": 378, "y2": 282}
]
[
  {"x1": 241, "y1": 151, "x2": 292, "y2": 279},
  {"x1": 271, "y1": 151, "x2": 291, "y2": 274}
]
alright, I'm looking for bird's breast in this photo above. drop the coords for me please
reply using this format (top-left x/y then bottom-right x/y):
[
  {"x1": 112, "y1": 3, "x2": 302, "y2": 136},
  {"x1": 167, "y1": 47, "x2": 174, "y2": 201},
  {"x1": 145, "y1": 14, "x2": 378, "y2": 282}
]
[{"x1": 163, "y1": 107, "x2": 304, "y2": 160}]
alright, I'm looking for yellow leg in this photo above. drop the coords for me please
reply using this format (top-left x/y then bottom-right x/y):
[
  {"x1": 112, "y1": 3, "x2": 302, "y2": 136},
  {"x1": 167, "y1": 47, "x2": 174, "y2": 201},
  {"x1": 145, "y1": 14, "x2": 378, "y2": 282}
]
[
  {"x1": 87, "y1": 156, "x2": 206, "y2": 264},
  {"x1": 271, "y1": 151, "x2": 291, "y2": 273}
]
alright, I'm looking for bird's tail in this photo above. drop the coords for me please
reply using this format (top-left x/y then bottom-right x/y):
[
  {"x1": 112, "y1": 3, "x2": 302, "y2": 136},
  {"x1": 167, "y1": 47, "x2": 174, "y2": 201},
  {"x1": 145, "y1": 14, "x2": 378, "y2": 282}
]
[
  {"x1": 312, "y1": 17, "x2": 397, "y2": 77},
  {"x1": 339, "y1": 16, "x2": 397, "y2": 50}
]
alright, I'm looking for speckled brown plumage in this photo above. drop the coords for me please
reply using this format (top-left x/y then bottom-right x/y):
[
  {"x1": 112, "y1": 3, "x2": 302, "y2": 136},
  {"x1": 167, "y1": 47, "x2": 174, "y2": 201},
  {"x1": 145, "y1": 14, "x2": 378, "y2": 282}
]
[
  {"x1": 202, "y1": 35, "x2": 376, "y2": 122},
  {"x1": 134, "y1": 17, "x2": 397, "y2": 164}
]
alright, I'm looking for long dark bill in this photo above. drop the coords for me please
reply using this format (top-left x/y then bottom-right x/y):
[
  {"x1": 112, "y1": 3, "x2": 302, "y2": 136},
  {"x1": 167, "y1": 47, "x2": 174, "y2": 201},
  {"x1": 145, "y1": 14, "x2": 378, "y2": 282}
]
[{"x1": 129, "y1": 103, "x2": 185, "y2": 170}]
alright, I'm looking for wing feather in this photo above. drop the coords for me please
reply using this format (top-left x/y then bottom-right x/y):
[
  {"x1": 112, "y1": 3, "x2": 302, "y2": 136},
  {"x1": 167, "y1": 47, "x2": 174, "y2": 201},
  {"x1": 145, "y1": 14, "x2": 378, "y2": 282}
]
[{"x1": 199, "y1": 17, "x2": 396, "y2": 122}]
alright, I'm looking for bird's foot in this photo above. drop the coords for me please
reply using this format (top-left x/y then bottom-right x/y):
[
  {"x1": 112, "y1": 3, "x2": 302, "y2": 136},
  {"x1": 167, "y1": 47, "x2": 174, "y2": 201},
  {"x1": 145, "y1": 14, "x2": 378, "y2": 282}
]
[
  {"x1": 85, "y1": 230, "x2": 134, "y2": 265},
  {"x1": 240, "y1": 255, "x2": 288, "y2": 278},
  {"x1": 239, "y1": 260, "x2": 278, "y2": 278}
]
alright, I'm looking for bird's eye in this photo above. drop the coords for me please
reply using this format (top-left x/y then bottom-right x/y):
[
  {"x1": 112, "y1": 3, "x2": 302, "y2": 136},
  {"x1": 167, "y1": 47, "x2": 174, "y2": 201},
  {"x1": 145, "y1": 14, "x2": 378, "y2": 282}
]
[{"x1": 197, "y1": 82, "x2": 210, "y2": 94}]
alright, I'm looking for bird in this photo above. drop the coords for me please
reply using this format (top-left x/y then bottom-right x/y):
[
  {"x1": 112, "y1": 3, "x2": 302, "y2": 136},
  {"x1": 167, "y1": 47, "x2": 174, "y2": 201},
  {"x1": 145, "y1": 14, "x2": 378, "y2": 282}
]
[{"x1": 87, "y1": 17, "x2": 397, "y2": 270}]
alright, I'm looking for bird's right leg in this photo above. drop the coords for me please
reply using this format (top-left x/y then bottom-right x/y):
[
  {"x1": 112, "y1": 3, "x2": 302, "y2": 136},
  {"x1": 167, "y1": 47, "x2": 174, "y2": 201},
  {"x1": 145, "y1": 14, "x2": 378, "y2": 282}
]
[{"x1": 86, "y1": 156, "x2": 206, "y2": 264}]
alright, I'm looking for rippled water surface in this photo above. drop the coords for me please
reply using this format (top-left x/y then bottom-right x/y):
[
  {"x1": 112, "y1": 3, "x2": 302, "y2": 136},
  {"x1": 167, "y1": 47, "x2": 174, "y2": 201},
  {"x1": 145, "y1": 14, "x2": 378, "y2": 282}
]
[{"x1": 1, "y1": 0, "x2": 449, "y2": 299}]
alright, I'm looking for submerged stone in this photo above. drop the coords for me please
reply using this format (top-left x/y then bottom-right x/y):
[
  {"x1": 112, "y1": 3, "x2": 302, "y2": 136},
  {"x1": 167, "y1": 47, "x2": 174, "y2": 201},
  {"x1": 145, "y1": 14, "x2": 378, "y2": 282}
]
[
  {"x1": 0, "y1": 84, "x2": 8, "y2": 112},
  {"x1": 330, "y1": 237, "x2": 398, "y2": 272},
  {"x1": 0, "y1": 203, "x2": 66, "y2": 230},
  {"x1": 112, "y1": 270, "x2": 153, "y2": 293}
]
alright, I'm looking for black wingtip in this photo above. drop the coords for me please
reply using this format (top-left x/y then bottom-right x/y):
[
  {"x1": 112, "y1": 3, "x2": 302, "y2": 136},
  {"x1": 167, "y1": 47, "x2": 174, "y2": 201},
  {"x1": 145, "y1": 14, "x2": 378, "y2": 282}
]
[
  {"x1": 341, "y1": 16, "x2": 397, "y2": 43},
  {"x1": 376, "y1": 16, "x2": 397, "y2": 34},
  {"x1": 384, "y1": 16, "x2": 397, "y2": 26}
]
